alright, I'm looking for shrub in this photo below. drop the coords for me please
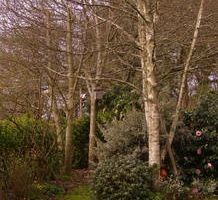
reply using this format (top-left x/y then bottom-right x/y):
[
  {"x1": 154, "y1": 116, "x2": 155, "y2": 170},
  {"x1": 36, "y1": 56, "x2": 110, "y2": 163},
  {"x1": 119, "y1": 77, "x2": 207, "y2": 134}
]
[
  {"x1": 72, "y1": 116, "x2": 90, "y2": 168},
  {"x1": 98, "y1": 85, "x2": 141, "y2": 123},
  {"x1": 93, "y1": 156, "x2": 157, "y2": 200},
  {"x1": 27, "y1": 183, "x2": 65, "y2": 199},
  {"x1": 160, "y1": 177, "x2": 189, "y2": 200},
  {"x1": 0, "y1": 115, "x2": 61, "y2": 197},
  {"x1": 71, "y1": 114, "x2": 105, "y2": 168},
  {"x1": 190, "y1": 178, "x2": 218, "y2": 196},
  {"x1": 174, "y1": 92, "x2": 218, "y2": 182},
  {"x1": 97, "y1": 111, "x2": 148, "y2": 161},
  {"x1": 9, "y1": 160, "x2": 33, "y2": 199}
]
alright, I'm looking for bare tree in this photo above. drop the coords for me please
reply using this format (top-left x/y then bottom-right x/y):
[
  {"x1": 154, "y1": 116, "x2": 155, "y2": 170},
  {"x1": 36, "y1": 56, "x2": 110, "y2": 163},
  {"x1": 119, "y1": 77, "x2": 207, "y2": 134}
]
[{"x1": 161, "y1": 0, "x2": 205, "y2": 161}]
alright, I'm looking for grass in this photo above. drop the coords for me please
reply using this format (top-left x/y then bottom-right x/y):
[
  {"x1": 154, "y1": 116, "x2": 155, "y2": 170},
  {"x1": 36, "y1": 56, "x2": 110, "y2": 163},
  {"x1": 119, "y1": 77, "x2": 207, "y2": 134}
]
[{"x1": 58, "y1": 185, "x2": 94, "y2": 200}]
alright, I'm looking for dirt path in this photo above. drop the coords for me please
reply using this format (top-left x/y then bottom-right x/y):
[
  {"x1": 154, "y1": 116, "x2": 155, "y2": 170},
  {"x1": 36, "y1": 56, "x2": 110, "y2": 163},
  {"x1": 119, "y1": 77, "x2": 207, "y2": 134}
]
[{"x1": 62, "y1": 169, "x2": 91, "y2": 192}]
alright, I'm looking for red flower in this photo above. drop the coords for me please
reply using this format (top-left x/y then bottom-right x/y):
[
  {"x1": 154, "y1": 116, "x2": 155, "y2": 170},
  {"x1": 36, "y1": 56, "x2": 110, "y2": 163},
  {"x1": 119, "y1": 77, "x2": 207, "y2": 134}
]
[{"x1": 196, "y1": 130, "x2": 203, "y2": 137}]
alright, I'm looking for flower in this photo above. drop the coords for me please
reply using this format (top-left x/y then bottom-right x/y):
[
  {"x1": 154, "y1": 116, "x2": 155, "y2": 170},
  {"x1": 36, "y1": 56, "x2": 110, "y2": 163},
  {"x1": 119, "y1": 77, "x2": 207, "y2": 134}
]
[
  {"x1": 195, "y1": 169, "x2": 201, "y2": 175},
  {"x1": 197, "y1": 148, "x2": 202, "y2": 155},
  {"x1": 196, "y1": 130, "x2": 203, "y2": 137},
  {"x1": 184, "y1": 156, "x2": 189, "y2": 161},
  {"x1": 207, "y1": 162, "x2": 213, "y2": 168},
  {"x1": 191, "y1": 187, "x2": 199, "y2": 195}
]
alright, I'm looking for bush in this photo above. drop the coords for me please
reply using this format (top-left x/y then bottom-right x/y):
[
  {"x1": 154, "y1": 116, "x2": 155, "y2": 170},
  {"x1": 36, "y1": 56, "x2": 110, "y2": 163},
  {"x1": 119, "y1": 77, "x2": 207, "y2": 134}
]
[
  {"x1": 27, "y1": 183, "x2": 65, "y2": 199},
  {"x1": 72, "y1": 116, "x2": 90, "y2": 168},
  {"x1": 191, "y1": 178, "x2": 218, "y2": 196},
  {"x1": 98, "y1": 85, "x2": 141, "y2": 123},
  {"x1": 71, "y1": 114, "x2": 105, "y2": 168},
  {"x1": 9, "y1": 160, "x2": 33, "y2": 199},
  {"x1": 93, "y1": 156, "x2": 158, "y2": 200},
  {"x1": 97, "y1": 111, "x2": 148, "y2": 161},
  {"x1": 174, "y1": 92, "x2": 218, "y2": 182},
  {"x1": 0, "y1": 115, "x2": 61, "y2": 197},
  {"x1": 185, "y1": 92, "x2": 218, "y2": 132},
  {"x1": 160, "y1": 177, "x2": 189, "y2": 200}
]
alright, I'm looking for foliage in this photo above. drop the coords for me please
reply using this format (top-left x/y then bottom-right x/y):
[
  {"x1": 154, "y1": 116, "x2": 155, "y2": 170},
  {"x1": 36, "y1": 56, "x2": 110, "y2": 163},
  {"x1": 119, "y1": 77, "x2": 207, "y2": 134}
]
[
  {"x1": 97, "y1": 111, "x2": 147, "y2": 161},
  {"x1": 191, "y1": 178, "x2": 218, "y2": 196},
  {"x1": 184, "y1": 91, "x2": 218, "y2": 131},
  {"x1": 72, "y1": 116, "x2": 90, "y2": 169},
  {"x1": 93, "y1": 155, "x2": 158, "y2": 200},
  {"x1": 28, "y1": 183, "x2": 65, "y2": 200},
  {"x1": 174, "y1": 92, "x2": 218, "y2": 182},
  {"x1": 160, "y1": 176, "x2": 189, "y2": 200},
  {"x1": 8, "y1": 160, "x2": 33, "y2": 199},
  {"x1": 98, "y1": 85, "x2": 141, "y2": 123},
  {"x1": 0, "y1": 115, "x2": 61, "y2": 198}
]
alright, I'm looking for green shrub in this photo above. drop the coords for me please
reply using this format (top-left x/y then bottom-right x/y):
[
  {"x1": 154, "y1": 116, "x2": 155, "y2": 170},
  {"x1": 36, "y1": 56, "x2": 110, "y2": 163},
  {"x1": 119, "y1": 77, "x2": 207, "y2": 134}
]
[
  {"x1": 9, "y1": 160, "x2": 33, "y2": 199},
  {"x1": 72, "y1": 116, "x2": 90, "y2": 168},
  {"x1": 174, "y1": 92, "x2": 218, "y2": 182},
  {"x1": 97, "y1": 111, "x2": 147, "y2": 161},
  {"x1": 72, "y1": 115, "x2": 104, "y2": 168},
  {"x1": 160, "y1": 177, "x2": 189, "y2": 200},
  {"x1": 28, "y1": 183, "x2": 65, "y2": 200},
  {"x1": 0, "y1": 115, "x2": 61, "y2": 197},
  {"x1": 98, "y1": 85, "x2": 141, "y2": 123},
  {"x1": 191, "y1": 178, "x2": 218, "y2": 196},
  {"x1": 93, "y1": 156, "x2": 158, "y2": 200}
]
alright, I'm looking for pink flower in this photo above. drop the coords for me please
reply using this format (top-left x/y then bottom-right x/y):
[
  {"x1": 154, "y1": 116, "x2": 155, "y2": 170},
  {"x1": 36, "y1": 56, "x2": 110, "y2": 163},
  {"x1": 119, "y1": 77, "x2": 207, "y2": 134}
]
[
  {"x1": 191, "y1": 187, "x2": 199, "y2": 194},
  {"x1": 195, "y1": 169, "x2": 201, "y2": 175},
  {"x1": 197, "y1": 148, "x2": 202, "y2": 155},
  {"x1": 196, "y1": 130, "x2": 203, "y2": 137},
  {"x1": 207, "y1": 162, "x2": 213, "y2": 168}
]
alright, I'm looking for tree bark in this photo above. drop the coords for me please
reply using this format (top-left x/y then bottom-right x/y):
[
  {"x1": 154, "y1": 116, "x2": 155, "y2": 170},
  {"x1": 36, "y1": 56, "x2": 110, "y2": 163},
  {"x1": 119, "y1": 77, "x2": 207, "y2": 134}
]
[
  {"x1": 64, "y1": 6, "x2": 74, "y2": 174},
  {"x1": 46, "y1": 10, "x2": 63, "y2": 150},
  {"x1": 87, "y1": 2, "x2": 104, "y2": 167},
  {"x1": 88, "y1": 92, "x2": 98, "y2": 167},
  {"x1": 137, "y1": 0, "x2": 160, "y2": 168}
]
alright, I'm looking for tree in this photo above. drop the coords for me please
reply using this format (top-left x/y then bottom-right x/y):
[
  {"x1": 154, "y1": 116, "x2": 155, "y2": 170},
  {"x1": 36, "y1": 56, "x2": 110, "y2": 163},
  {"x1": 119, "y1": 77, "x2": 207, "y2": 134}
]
[
  {"x1": 64, "y1": 4, "x2": 76, "y2": 174},
  {"x1": 161, "y1": 0, "x2": 205, "y2": 162}
]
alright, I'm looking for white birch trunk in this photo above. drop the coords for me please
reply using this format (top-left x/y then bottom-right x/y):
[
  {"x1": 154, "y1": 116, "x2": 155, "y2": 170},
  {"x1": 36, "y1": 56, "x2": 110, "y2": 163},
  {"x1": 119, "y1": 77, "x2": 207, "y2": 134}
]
[{"x1": 137, "y1": 0, "x2": 160, "y2": 167}]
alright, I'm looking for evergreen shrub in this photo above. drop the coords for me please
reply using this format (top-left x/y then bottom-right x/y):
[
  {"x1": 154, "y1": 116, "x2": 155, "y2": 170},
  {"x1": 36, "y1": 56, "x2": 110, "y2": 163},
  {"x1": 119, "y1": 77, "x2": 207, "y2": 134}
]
[
  {"x1": 72, "y1": 116, "x2": 90, "y2": 168},
  {"x1": 93, "y1": 156, "x2": 158, "y2": 200},
  {"x1": 174, "y1": 92, "x2": 218, "y2": 182}
]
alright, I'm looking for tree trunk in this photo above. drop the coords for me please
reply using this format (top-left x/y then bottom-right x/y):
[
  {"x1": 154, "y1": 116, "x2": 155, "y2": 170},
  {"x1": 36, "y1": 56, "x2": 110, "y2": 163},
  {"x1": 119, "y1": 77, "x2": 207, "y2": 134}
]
[
  {"x1": 64, "y1": 6, "x2": 74, "y2": 174},
  {"x1": 37, "y1": 75, "x2": 42, "y2": 119},
  {"x1": 137, "y1": 0, "x2": 160, "y2": 168},
  {"x1": 46, "y1": 10, "x2": 63, "y2": 149},
  {"x1": 182, "y1": 79, "x2": 189, "y2": 108},
  {"x1": 88, "y1": 93, "x2": 98, "y2": 167},
  {"x1": 87, "y1": 4, "x2": 104, "y2": 168},
  {"x1": 52, "y1": 98, "x2": 63, "y2": 149}
]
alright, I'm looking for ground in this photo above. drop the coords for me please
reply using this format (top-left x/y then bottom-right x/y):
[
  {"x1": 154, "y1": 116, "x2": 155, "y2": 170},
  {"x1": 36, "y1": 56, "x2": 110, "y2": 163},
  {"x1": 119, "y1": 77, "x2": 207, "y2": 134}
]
[
  {"x1": 56, "y1": 169, "x2": 93, "y2": 200},
  {"x1": 28, "y1": 169, "x2": 93, "y2": 200}
]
